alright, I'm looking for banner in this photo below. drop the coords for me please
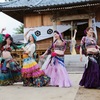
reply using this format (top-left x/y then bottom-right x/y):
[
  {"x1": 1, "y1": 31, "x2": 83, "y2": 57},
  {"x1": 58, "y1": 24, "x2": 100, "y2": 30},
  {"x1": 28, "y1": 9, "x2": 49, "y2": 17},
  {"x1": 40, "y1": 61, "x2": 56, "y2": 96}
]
[{"x1": 24, "y1": 25, "x2": 72, "y2": 43}]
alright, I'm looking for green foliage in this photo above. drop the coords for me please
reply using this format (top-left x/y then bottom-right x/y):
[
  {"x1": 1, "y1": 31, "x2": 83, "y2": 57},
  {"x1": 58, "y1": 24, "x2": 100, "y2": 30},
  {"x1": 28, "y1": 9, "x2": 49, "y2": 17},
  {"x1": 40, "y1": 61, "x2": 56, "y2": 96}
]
[{"x1": 13, "y1": 24, "x2": 24, "y2": 34}]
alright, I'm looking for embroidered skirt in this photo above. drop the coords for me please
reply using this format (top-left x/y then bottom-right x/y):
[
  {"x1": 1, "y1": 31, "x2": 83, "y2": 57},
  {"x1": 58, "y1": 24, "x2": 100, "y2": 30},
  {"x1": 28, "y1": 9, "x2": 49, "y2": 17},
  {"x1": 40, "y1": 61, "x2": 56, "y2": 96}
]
[
  {"x1": 44, "y1": 55, "x2": 72, "y2": 87},
  {"x1": 79, "y1": 54, "x2": 100, "y2": 88},
  {"x1": 22, "y1": 57, "x2": 50, "y2": 87},
  {"x1": 0, "y1": 57, "x2": 21, "y2": 86}
]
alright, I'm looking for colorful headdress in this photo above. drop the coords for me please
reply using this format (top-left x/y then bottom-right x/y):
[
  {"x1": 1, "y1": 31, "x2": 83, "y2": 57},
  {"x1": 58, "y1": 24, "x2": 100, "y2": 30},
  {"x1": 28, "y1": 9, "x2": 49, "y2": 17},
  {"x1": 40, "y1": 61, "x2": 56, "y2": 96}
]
[
  {"x1": 32, "y1": 34, "x2": 37, "y2": 41},
  {"x1": 54, "y1": 30, "x2": 64, "y2": 41},
  {"x1": 5, "y1": 33, "x2": 11, "y2": 38}
]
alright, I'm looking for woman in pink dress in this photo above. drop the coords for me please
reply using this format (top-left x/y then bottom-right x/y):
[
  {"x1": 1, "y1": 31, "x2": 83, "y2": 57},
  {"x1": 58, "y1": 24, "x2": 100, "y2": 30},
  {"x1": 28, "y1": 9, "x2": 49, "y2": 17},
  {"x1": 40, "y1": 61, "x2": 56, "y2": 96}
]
[{"x1": 41, "y1": 31, "x2": 72, "y2": 87}]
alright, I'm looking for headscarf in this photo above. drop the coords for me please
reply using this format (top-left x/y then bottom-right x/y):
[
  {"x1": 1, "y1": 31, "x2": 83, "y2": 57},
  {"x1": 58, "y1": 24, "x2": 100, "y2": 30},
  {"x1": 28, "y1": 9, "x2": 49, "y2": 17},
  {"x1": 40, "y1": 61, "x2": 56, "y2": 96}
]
[
  {"x1": 54, "y1": 30, "x2": 64, "y2": 42},
  {"x1": 32, "y1": 34, "x2": 37, "y2": 41},
  {"x1": 28, "y1": 33, "x2": 37, "y2": 43},
  {"x1": 5, "y1": 33, "x2": 11, "y2": 39}
]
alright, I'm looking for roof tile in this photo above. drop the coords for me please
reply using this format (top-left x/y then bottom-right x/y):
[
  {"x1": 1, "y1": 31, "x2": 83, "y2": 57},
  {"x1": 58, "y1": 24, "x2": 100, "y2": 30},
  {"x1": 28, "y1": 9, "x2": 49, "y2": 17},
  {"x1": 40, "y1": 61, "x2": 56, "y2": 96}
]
[{"x1": 0, "y1": 0, "x2": 99, "y2": 8}]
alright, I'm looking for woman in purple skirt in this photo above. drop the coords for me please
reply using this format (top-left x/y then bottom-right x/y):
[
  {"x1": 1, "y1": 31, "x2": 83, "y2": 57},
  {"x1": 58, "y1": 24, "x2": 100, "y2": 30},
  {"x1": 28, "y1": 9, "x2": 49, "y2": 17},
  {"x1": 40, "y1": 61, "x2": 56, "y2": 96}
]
[
  {"x1": 41, "y1": 31, "x2": 72, "y2": 88},
  {"x1": 79, "y1": 27, "x2": 100, "y2": 88}
]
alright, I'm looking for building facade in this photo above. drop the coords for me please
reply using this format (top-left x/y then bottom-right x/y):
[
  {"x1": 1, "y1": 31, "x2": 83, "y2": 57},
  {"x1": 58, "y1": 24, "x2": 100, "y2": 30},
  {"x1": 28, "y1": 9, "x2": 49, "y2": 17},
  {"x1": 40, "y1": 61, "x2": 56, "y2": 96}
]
[{"x1": 0, "y1": 0, "x2": 100, "y2": 55}]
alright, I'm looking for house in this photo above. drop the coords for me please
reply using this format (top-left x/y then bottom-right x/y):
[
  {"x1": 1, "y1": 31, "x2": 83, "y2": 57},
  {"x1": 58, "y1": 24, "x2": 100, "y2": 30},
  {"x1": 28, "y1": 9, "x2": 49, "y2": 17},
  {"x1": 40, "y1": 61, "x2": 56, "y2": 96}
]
[
  {"x1": 0, "y1": 0, "x2": 100, "y2": 55},
  {"x1": 12, "y1": 34, "x2": 24, "y2": 44}
]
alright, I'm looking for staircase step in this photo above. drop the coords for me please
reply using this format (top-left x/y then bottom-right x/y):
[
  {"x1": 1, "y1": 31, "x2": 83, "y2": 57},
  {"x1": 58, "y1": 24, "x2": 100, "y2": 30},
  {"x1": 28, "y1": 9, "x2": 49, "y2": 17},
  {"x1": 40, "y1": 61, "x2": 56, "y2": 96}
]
[
  {"x1": 64, "y1": 54, "x2": 87, "y2": 72},
  {"x1": 40, "y1": 54, "x2": 87, "y2": 73}
]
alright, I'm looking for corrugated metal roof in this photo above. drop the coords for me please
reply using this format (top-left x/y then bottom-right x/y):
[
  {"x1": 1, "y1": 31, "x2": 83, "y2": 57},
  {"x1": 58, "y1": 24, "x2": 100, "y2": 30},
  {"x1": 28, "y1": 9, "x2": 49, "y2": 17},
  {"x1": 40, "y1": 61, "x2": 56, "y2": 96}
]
[
  {"x1": 12, "y1": 34, "x2": 24, "y2": 43},
  {"x1": 0, "y1": 0, "x2": 99, "y2": 8}
]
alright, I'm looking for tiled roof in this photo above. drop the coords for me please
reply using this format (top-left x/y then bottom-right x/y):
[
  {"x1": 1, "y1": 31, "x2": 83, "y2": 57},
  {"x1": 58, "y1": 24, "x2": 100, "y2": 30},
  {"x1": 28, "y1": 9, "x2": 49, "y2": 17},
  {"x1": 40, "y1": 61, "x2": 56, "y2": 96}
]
[{"x1": 0, "y1": 0, "x2": 100, "y2": 8}]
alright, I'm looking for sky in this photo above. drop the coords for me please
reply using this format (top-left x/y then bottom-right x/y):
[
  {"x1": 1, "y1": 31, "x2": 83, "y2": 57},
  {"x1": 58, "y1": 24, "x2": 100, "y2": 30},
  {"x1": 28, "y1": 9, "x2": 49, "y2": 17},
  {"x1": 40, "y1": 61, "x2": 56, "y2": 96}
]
[
  {"x1": 0, "y1": 0, "x2": 23, "y2": 35},
  {"x1": 0, "y1": 0, "x2": 5, "y2": 2},
  {"x1": 0, "y1": 12, "x2": 22, "y2": 35}
]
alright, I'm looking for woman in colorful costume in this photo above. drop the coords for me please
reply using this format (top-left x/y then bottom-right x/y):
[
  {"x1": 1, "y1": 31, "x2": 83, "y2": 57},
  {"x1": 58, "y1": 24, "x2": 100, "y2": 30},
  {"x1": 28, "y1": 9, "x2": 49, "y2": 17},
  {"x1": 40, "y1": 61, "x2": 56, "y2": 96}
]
[
  {"x1": 0, "y1": 34, "x2": 21, "y2": 86},
  {"x1": 70, "y1": 29, "x2": 77, "y2": 55},
  {"x1": 41, "y1": 31, "x2": 72, "y2": 87},
  {"x1": 79, "y1": 27, "x2": 100, "y2": 88},
  {"x1": 21, "y1": 29, "x2": 50, "y2": 87}
]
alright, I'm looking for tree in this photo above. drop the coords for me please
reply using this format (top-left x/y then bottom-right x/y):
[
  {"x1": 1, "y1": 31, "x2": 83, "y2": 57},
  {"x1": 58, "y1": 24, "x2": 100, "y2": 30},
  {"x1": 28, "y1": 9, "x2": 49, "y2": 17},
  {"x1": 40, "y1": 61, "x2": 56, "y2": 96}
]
[{"x1": 14, "y1": 24, "x2": 24, "y2": 34}]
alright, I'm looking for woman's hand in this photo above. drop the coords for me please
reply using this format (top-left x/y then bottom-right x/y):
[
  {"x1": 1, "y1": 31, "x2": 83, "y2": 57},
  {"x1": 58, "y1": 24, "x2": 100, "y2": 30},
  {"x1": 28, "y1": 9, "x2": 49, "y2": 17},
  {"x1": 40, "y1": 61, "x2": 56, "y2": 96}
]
[
  {"x1": 21, "y1": 46, "x2": 26, "y2": 52},
  {"x1": 27, "y1": 28, "x2": 35, "y2": 34},
  {"x1": 40, "y1": 55, "x2": 45, "y2": 59},
  {"x1": 80, "y1": 56, "x2": 82, "y2": 62},
  {"x1": 96, "y1": 45, "x2": 100, "y2": 49},
  {"x1": 74, "y1": 29, "x2": 77, "y2": 34},
  {"x1": 80, "y1": 47, "x2": 83, "y2": 62},
  {"x1": 22, "y1": 46, "x2": 24, "y2": 49},
  {"x1": 73, "y1": 29, "x2": 77, "y2": 39},
  {"x1": 0, "y1": 28, "x2": 6, "y2": 34},
  {"x1": 2, "y1": 28, "x2": 6, "y2": 31},
  {"x1": 29, "y1": 28, "x2": 35, "y2": 31},
  {"x1": 24, "y1": 28, "x2": 35, "y2": 41}
]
